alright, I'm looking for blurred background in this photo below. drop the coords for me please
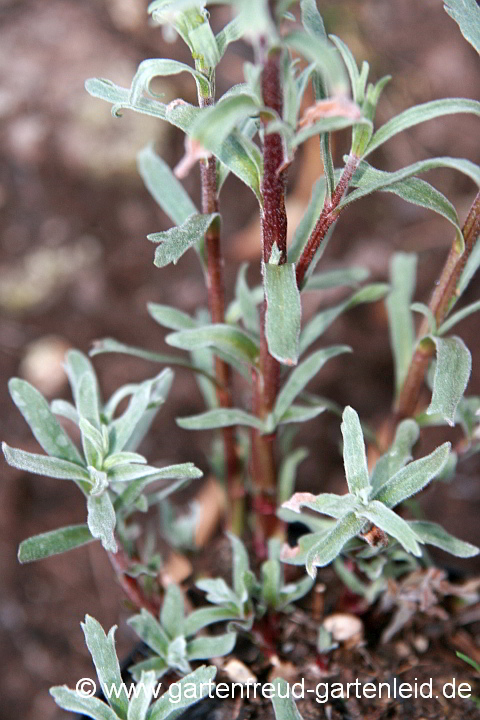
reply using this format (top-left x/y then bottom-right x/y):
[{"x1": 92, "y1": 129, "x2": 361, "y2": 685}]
[{"x1": 0, "y1": 0, "x2": 479, "y2": 717}]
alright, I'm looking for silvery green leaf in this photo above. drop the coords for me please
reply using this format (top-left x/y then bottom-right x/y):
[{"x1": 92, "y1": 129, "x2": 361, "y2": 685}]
[
  {"x1": 183, "y1": 606, "x2": 240, "y2": 637},
  {"x1": 130, "y1": 58, "x2": 211, "y2": 105},
  {"x1": 128, "y1": 609, "x2": 169, "y2": 657},
  {"x1": 127, "y1": 671, "x2": 157, "y2": 720},
  {"x1": 216, "y1": 14, "x2": 245, "y2": 58},
  {"x1": 103, "y1": 453, "x2": 147, "y2": 470},
  {"x1": 148, "y1": 666, "x2": 217, "y2": 720},
  {"x1": 365, "y1": 99, "x2": 480, "y2": 157},
  {"x1": 167, "y1": 636, "x2": 190, "y2": 674},
  {"x1": 409, "y1": 520, "x2": 479, "y2": 557},
  {"x1": 443, "y1": 0, "x2": 480, "y2": 54},
  {"x1": 457, "y1": 238, "x2": 480, "y2": 296},
  {"x1": 147, "y1": 303, "x2": 198, "y2": 331},
  {"x1": 149, "y1": 213, "x2": 218, "y2": 268},
  {"x1": 277, "y1": 447, "x2": 309, "y2": 505},
  {"x1": 161, "y1": 584, "x2": 185, "y2": 639},
  {"x1": 18, "y1": 524, "x2": 94, "y2": 564},
  {"x1": 306, "y1": 513, "x2": 366, "y2": 577},
  {"x1": 411, "y1": 302, "x2": 437, "y2": 334},
  {"x1": 129, "y1": 657, "x2": 168, "y2": 683},
  {"x1": 90, "y1": 339, "x2": 217, "y2": 388},
  {"x1": 2, "y1": 443, "x2": 90, "y2": 483},
  {"x1": 285, "y1": 30, "x2": 348, "y2": 95},
  {"x1": 341, "y1": 406, "x2": 369, "y2": 499},
  {"x1": 347, "y1": 161, "x2": 465, "y2": 243},
  {"x1": 87, "y1": 492, "x2": 117, "y2": 553},
  {"x1": 225, "y1": 285, "x2": 263, "y2": 325},
  {"x1": 229, "y1": 531, "x2": 250, "y2": 601},
  {"x1": 265, "y1": 262, "x2": 301, "y2": 366},
  {"x1": 80, "y1": 419, "x2": 107, "y2": 461},
  {"x1": 188, "y1": 19, "x2": 220, "y2": 67},
  {"x1": 300, "y1": 0, "x2": 327, "y2": 39},
  {"x1": 386, "y1": 253, "x2": 417, "y2": 397},
  {"x1": 8, "y1": 379, "x2": 82, "y2": 464},
  {"x1": 187, "y1": 632, "x2": 237, "y2": 660},
  {"x1": 261, "y1": 559, "x2": 281, "y2": 609},
  {"x1": 235, "y1": 264, "x2": 260, "y2": 335},
  {"x1": 82, "y1": 616, "x2": 128, "y2": 719},
  {"x1": 50, "y1": 399, "x2": 79, "y2": 425},
  {"x1": 304, "y1": 266, "x2": 370, "y2": 291},
  {"x1": 196, "y1": 578, "x2": 241, "y2": 614},
  {"x1": 271, "y1": 403, "x2": 327, "y2": 430},
  {"x1": 373, "y1": 442, "x2": 451, "y2": 508},
  {"x1": 300, "y1": 284, "x2": 388, "y2": 355},
  {"x1": 64, "y1": 350, "x2": 100, "y2": 406},
  {"x1": 78, "y1": 372, "x2": 102, "y2": 466},
  {"x1": 438, "y1": 300, "x2": 480, "y2": 335},
  {"x1": 177, "y1": 408, "x2": 265, "y2": 431},
  {"x1": 137, "y1": 145, "x2": 197, "y2": 227},
  {"x1": 279, "y1": 574, "x2": 315, "y2": 609},
  {"x1": 166, "y1": 324, "x2": 259, "y2": 366},
  {"x1": 193, "y1": 94, "x2": 263, "y2": 151},
  {"x1": 427, "y1": 336, "x2": 472, "y2": 426},
  {"x1": 49, "y1": 687, "x2": 118, "y2": 720},
  {"x1": 370, "y1": 419, "x2": 419, "y2": 493},
  {"x1": 273, "y1": 346, "x2": 351, "y2": 423},
  {"x1": 279, "y1": 528, "x2": 331, "y2": 566},
  {"x1": 330, "y1": 35, "x2": 363, "y2": 102},
  {"x1": 282, "y1": 491, "x2": 358, "y2": 520},
  {"x1": 88, "y1": 467, "x2": 109, "y2": 496},
  {"x1": 359, "y1": 500, "x2": 422, "y2": 556},
  {"x1": 271, "y1": 677, "x2": 304, "y2": 720}
]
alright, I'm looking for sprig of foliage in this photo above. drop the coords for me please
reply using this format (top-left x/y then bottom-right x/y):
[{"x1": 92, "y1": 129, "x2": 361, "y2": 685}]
[
  {"x1": 50, "y1": 615, "x2": 217, "y2": 720},
  {"x1": 3, "y1": 350, "x2": 202, "y2": 559},
  {"x1": 282, "y1": 407, "x2": 479, "y2": 577}
]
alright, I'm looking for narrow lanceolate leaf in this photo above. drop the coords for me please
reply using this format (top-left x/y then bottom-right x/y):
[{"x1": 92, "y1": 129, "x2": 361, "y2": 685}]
[
  {"x1": 330, "y1": 35, "x2": 361, "y2": 102},
  {"x1": 289, "y1": 177, "x2": 327, "y2": 264},
  {"x1": 147, "y1": 303, "x2": 197, "y2": 331},
  {"x1": 387, "y1": 253, "x2": 417, "y2": 397},
  {"x1": 2, "y1": 444, "x2": 90, "y2": 482},
  {"x1": 274, "y1": 403, "x2": 326, "y2": 427},
  {"x1": 137, "y1": 144, "x2": 197, "y2": 226},
  {"x1": 265, "y1": 262, "x2": 301, "y2": 366},
  {"x1": 148, "y1": 666, "x2": 217, "y2": 720},
  {"x1": 273, "y1": 346, "x2": 351, "y2": 423},
  {"x1": 8, "y1": 379, "x2": 83, "y2": 464},
  {"x1": 235, "y1": 264, "x2": 260, "y2": 335},
  {"x1": 64, "y1": 350, "x2": 100, "y2": 405},
  {"x1": 87, "y1": 492, "x2": 117, "y2": 553},
  {"x1": 443, "y1": 0, "x2": 480, "y2": 54},
  {"x1": 187, "y1": 632, "x2": 237, "y2": 661},
  {"x1": 192, "y1": 94, "x2": 262, "y2": 150},
  {"x1": 128, "y1": 609, "x2": 169, "y2": 656},
  {"x1": 373, "y1": 442, "x2": 451, "y2": 508},
  {"x1": 216, "y1": 14, "x2": 245, "y2": 58},
  {"x1": 300, "y1": 284, "x2": 388, "y2": 355},
  {"x1": 304, "y1": 266, "x2": 370, "y2": 292},
  {"x1": 370, "y1": 419, "x2": 420, "y2": 492},
  {"x1": 282, "y1": 491, "x2": 358, "y2": 519},
  {"x1": 130, "y1": 59, "x2": 211, "y2": 105},
  {"x1": 277, "y1": 447, "x2": 308, "y2": 505},
  {"x1": 409, "y1": 520, "x2": 479, "y2": 558},
  {"x1": 50, "y1": 687, "x2": 118, "y2": 720},
  {"x1": 271, "y1": 677, "x2": 304, "y2": 720},
  {"x1": 166, "y1": 324, "x2": 259, "y2": 366},
  {"x1": 427, "y1": 336, "x2": 472, "y2": 426},
  {"x1": 438, "y1": 300, "x2": 480, "y2": 335},
  {"x1": 150, "y1": 213, "x2": 219, "y2": 268},
  {"x1": 177, "y1": 408, "x2": 265, "y2": 432},
  {"x1": 285, "y1": 31, "x2": 348, "y2": 95},
  {"x1": 306, "y1": 512, "x2": 366, "y2": 577},
  {"x1": 457, "y1": 236, "x2": 480, "y2": 296},
  {"x1": 18, "y1": 524, "x2": 94, "y2": 564},
  {"x1": 341, "y1": 406, "x2": 369, "y2": 499},
  {"x1": 127, "y1": 671, "x2": 157, "y2": 720},
  {"x1": 82, "y1": 616, "x2": 128, "y2": 719},
  {"x1": 347, "y1": 161, "x2": 464, "y2": 242},
  {"x1": 300, "y1": 0, "x2": 327, "y2": 39},
  {"x1": 359, "y1": 501, "x2": 422, "y2": 556},
  {"x1": 230, "y1": 531, "x2": 251, "y2": 601},
  {"x1": 364, "y1": 99, "x2": 480, "y2": 157},
  {"x1": 161, "y1": 584, "x2": 184, "y2": 639},
  {"x1": 183, "y1": 606, "x2": 240, "y2": 637}
]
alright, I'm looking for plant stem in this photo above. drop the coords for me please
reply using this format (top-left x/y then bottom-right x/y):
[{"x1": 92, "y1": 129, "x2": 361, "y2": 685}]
[
  {"x1": 108, "y1": 548, "x2": 160, "y2": 615},
  {"x1": 295, "y1": 154, "x2": 360, "y2": 288},
  {"x1": 396, "y1": 191, "x2": 480, "y2": 419},
  {"x1": 198, "y1": 93, "x2": 242, "y2": 533},
  {"x1": 251, "y1": 47, "x2": 288, "y2": 549}
]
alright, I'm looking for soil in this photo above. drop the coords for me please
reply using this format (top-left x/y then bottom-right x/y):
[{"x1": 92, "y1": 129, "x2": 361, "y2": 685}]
[{"x1": 0, "y1": 1, "x2": 479, "y2": 719}]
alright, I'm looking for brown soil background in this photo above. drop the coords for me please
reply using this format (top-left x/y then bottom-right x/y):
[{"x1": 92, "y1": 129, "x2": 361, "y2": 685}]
[{"x1": 0, "y1": 1, "x2": 479, "y2": 718}]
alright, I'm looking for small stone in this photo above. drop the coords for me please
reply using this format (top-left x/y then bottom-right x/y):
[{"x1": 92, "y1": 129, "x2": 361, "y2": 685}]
[
  {"x1": 413, "y1": 635, "x2": 429, "y2": 653},
  {"x1": 322, "y1": 613, "x2": 364, "y2": 647},
  {"x1": 223, "y1": 659, "x2": 257, "y2": 684}
]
